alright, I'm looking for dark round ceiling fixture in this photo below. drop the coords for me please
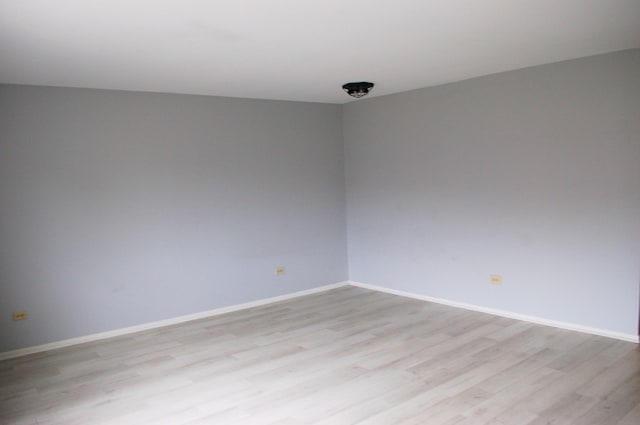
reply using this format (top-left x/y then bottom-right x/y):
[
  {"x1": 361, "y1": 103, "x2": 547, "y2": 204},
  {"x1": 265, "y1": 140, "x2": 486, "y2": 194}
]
[{"x1": 342, "y1": 81, "x2": 374, "y2": 99}]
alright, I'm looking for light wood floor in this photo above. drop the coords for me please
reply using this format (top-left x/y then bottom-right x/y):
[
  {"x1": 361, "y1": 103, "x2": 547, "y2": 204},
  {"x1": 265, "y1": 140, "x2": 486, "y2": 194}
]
[{"x1": 1, "y1": 286, "x2": 639, "y2": 425}]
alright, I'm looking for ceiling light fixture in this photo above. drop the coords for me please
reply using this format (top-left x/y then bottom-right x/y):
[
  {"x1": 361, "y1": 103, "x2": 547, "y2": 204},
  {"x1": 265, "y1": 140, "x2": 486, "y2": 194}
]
[{"x1": 342, "y1": 81, "x2": 374, "y2": 99}]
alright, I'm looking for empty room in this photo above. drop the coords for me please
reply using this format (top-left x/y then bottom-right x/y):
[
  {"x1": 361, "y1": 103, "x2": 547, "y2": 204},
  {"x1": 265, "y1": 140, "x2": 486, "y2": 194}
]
[{"x1": 1, "y1": 1, "x2": 639, "y2": 424}]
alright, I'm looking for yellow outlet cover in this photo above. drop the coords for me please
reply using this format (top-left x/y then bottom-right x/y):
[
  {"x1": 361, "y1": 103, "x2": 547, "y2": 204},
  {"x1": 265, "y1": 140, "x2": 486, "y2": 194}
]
[
  {"x1": 12, "y1": 311, "x2": 28, "y2": 321},
  {"x1": 489, "y1": 274, "x2": 503, "y2": 285},
  {"x1": 275, "y1": 267, "x2": 286, "y2": 276}
]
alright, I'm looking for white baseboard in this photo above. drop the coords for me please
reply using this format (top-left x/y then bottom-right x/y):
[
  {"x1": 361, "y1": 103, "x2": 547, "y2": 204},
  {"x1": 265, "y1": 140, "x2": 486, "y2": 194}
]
[
  {"x1": 0, "y1": 281, "x2": 349, "y2": 361},
  {"x1": 3, "y1": 279, "x2": 636, "y2": 360},
  {"x1": 348, "y1": 281, "x2": 639, "y2": 344}
]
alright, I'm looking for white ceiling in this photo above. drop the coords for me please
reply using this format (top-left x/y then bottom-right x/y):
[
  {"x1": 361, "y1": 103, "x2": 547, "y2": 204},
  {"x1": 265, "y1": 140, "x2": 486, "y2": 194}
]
[{"x1": 1, "y1": 1, "x2": 639, "y2": 104}]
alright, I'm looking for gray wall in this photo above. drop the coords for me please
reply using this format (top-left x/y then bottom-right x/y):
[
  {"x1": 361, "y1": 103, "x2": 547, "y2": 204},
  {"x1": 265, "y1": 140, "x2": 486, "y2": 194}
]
[
  {"x1": 344, "y1": 49, "x2": 640, "y2": 336},
  {"x1": 0, "y1": 86, "x2": 347, "y2": 351},
  {"x1": 2, "y1": 49, "x2": 638, "y2": 353}
]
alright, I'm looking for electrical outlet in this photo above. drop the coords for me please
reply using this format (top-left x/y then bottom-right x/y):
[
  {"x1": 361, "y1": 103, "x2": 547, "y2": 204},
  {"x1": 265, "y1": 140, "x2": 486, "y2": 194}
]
[
  {"x1": 275, "y1": 266, "x2": 286, "y2": 276},
  {"x1": 489, "y1": 274, "x2": 503, "y2": 285},
  {"x1": 12, "y1": 311, "x2": 28, "y2": 321}
]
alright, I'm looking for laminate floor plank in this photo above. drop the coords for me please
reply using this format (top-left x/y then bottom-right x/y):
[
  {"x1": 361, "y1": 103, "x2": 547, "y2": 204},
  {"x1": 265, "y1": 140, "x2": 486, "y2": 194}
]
[{"x1": 1, "y1": 286, "x2": 638, "y2": 424}]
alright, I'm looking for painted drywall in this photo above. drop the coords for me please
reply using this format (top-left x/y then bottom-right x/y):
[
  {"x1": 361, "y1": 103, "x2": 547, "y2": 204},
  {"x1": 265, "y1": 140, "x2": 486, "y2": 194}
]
[
  {"x1": 1, "y1": 49, "x2": 638, "y2": 353},
  {"x1": 0, "y1": 86, "x2": 347, "y2": 352},
  {"x1": 344, "y1": 49, "x2": 640, "y2": 336}
]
